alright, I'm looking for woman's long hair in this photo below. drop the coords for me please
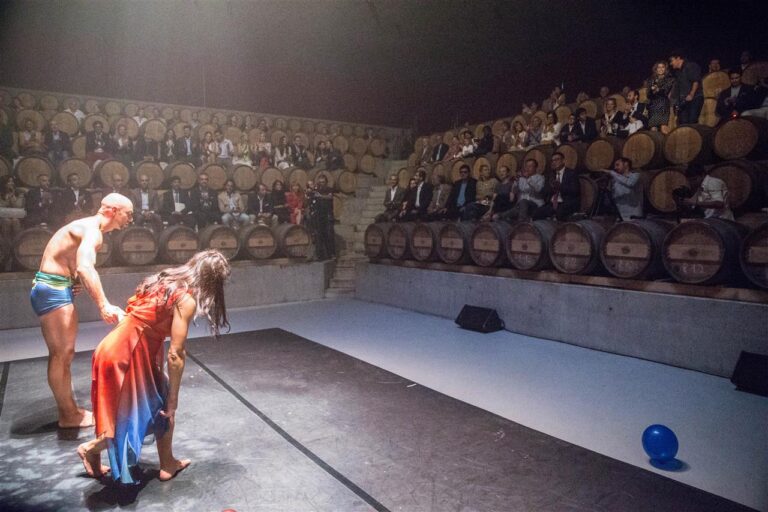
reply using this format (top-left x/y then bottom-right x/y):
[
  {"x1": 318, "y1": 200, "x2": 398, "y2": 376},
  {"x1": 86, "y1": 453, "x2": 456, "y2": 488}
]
[{"x1": 136, "y1": 250, "x2": 231, "y2": 336}]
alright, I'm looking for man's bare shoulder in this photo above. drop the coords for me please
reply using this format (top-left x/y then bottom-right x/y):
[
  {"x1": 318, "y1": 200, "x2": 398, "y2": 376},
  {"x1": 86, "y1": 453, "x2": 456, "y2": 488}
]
[{"x1": 55, "y1": 216, "x2": 102, "y2": 242}]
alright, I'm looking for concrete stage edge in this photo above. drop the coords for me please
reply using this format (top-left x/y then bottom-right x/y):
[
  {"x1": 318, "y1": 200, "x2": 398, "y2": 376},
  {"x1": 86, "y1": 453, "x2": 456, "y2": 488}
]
[
  {"x1": 354, "y1": 262, "x2": 768, "y2": 378},
  {"x1": 0, "y1": 259, "x2": 334, "y2": 331}
]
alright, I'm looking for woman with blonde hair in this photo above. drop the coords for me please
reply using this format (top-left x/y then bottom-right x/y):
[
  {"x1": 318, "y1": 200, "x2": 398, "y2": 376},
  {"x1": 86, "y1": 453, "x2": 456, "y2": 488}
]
[
  {"x1": 646, "y1": 61, "x2": 676, "y2": 134},
  {"x1": 77, "y1": 250, "x2": 231, "y2": 483}
]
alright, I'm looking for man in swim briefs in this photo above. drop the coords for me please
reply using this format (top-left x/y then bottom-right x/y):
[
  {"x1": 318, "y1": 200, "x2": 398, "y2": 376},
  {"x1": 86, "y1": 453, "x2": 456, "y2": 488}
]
[{"x1": 31, "y1": 193, "x2": 134, "y2": 428}]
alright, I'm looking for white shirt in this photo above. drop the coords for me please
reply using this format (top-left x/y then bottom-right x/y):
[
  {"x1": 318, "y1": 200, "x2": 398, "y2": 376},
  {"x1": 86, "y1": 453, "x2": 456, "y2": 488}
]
[
  {"x1": 65, "y1": 108, "x2": 85, "y2": 121},
  {"x1": 415, "y1": 183, "x2": 423, "y2": 208},
  {"x1": 218, "y1": 139, "x2": 234, "y2": 159},
  {"x1": 133, "y1": 115, "x2": 147, "y2": 126},
  {"x1": 698, "y1": 175, "x2": 734, "y2": 221},
  {"x1": 140, "y1": 191, "x2": 150, "y2": 210},
  {"x1": 515, "y1": 173, "x2": 546, "y2": 206}
]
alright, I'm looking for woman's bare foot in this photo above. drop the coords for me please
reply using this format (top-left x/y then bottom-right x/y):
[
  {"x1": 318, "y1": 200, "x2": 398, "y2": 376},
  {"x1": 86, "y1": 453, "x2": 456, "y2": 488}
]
[
  {"x1": 158, "y1": 459, "x2": 191, "y2": 481},
  {"x1": 77, "y1": 443, "x2": 110, "y2": 478},
  {"x1": 59, "y1": 409, "x2": 94, "y2": 429}
]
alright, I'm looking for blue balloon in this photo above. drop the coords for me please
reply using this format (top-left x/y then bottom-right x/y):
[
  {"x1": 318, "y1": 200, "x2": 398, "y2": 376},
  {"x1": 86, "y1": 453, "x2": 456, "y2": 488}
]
[{"x1": 642, "y1": 424, "x2": 679, "y2": 462}]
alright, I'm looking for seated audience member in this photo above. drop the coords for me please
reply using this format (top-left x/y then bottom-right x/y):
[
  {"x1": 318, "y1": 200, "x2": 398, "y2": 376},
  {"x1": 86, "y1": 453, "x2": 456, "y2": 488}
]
[
  {"x1": 716, "y1": 70, "x2": 759, "y2": 119},
  {"x1": 481, "y1": 165, "x2": 514, "y2": 221},
  {"x1": 273, "y1": 136, "x2": 291, "y2": 169},
  {"x1": 175, "y1": 125, "x2": 200, "y2": 165},
  {"x1": 497, "y1": 159, "x2": 546, "y2": 222},
  {"x1": 446, "y1": 135, "x2": 462, "y2": 160},
  {"x1": 18, "y1": 119, "x2": 46, "y2": 156},
  {"x1": 201, "y1": 131, "x2": 218, "y2": 165},
  {"x1": 160, "y1": 176, "x2": 194, "y2": 227},
  {"x1": 463, "y1": 164, "x2": 498, "y2": 221},
  {"x1": 737, "y1": 50, "x2": 752, "y2": 72},
  {"x1": 112, "y1": 124, "x2": 134, "y2": 167},
  {"x1": 131, "y1": 173, "x2": 162, "y2": 231},
  {"x1": 526, "y1": 117, "x2": 544, "y2": 146},
  {"x1": 457, "y1": 130, "x2": 477, "y2": 158},
  {"x1": 85, "y1": 121, "x2": 113, "y2": 167},
  {"x1": 440, "y1": 164, "x2": 477, "y2": 220},
  {"x1": 134, "y1": 133, "x2": 160, "y2": 163},
  {"x1": 533, "y1": 151, "x2": 580, "y2": 221},
  {"x1": 542, "y1": 87, "x2": 561, "y2": 112},
  {"x1": 57, "y1": 172, "x2": 93, "y2": 223},
  {"x1": 512, "y1": 120, "x2": 528, "y2": 150},
  {"x1": 416, "y1": 135, "x2": 432, "y2": 165},
  {"x1": 541, "y1": 111, "x2": 561, "y2": 145},
  {"x1": 242, "y1": 115, "x2": 255, "y2": 131},
  {"x1": 218, "y1": 179, "x2": 249, "y2": 228},
  {"x1": 314, "y1": 140, "x2": 329, "y2": 167},
  {"x1": 621, "y1": 90, "x2": 648, "y2": 132},
  {"x1": 233, "y1": 133, "x2": 252, "y2": 166},
  {"x1": 598, "y1": 86, "x2": 610, "y2": 100},
  {"x1": 426, "y1": 174, "x2": 452, "y2": 219},
  {"x1": 102, "y1": 173, "x2": 131, "y2": 199},
  {"x1": 271, "y1": 180, "x2": 290, "y2": 223},
  {"x1": 248, "y1": 183, "x2": 277, "y2": 226},
  {"x1": 132, "y1": 107, "x2": 147, "y2": 127},
  {"x1": 24, "y1": 173, "x2": 57, "y2": 227},
  {"x1": 286, "y1": 182, "x2": 305, "y2": 225},
  {"x1": 325, "y1": 140, "x2": 344, "y2": 170},
  {"x1": 597, "y1": 157, "x2": 643, "y2": 220},
  {"x1": 159, "y1": 129, "x2": 177, "y2": 165},
  {"x1": 575, "y1": 108, "x2": 598, "y2": 142},
  {"x1": 253, "y1": 131, "x2": 272, "y2": 169},
  {"x1": 669, "y1": 49, "x2": 704, "y2": 125},
  {"x1": 429, "y1": 134, "x2": 449, "y2": 162},
  {"x1": 44, "y1": 120, "x2": 71, "y2": 166},
  {"x1": 576, "y1": 91, "x2": 590, "y2": 104},
  {"x1": 473, "y1": 125, "x2": 495, "y2": 156},
  {"x1": 708, "y1": 58, "x2": 722, "y2": 74},
  {"x1": 64, "y1": 99, "x2": 86, "y2": 122},
  {"x1": 189, "y1": 172, "x2": 220, "y2": 228},
  {"x1": 215, "y1": 131, "x2": 235, "y2": 168},
  {"x1": 521, "y1": 103, "x2": 534, "y2": 115},
  {"x1": 398, "y1": 169, "x2": 433, "y2": 222},
  {"x1": 600, "y1": 98, "x2": 625, "y2": 136},
  {"x1": 0, "y1": 175, "x2": 24, "y2": 238},
  {"x1": 560, "y1": 114, "x2": 580, "y2": 143},
  {"x1": 189, "y1": 111, "x2": 200, "y2": 129},
  {"x1": 741, "y1": 82, "x2": 768, "y2": 119},
  {"x1": 682, "y1": 164, "x2": 734, "y2": 220},
  {"x1": 375, "y1": 174, "x2": 405, "y2": 223},
  {"x1": 498, "y1": 121, "x2": 514, "y2": 152},
  {"x1": 289, "y1": 135, "x2": 311, "y2": 170}
]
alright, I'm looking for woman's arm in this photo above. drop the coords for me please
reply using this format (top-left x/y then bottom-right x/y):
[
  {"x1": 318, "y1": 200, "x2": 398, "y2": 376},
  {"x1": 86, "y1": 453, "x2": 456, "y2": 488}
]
[{"x1": 162, "y1": 294, "x2": 197, "y2": 419}]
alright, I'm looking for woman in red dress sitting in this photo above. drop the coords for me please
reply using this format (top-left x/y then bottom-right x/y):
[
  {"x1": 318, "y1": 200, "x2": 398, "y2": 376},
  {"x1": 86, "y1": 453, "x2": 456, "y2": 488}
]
[
  {"x1": 286, "y1": 182, "x2": 305, "y2": 225},
  {"x1": 77, "y1": 250, "x2": 230, "y2": 484}
]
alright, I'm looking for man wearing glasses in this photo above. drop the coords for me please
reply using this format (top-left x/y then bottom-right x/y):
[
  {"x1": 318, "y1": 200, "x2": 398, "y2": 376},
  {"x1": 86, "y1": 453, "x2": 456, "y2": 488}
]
[
  {"x1": 715, "y1": 70, "x2": 759, "y2": 120},
  {"x1": 30, "y1": 193, "x2": 133, "y2": 429}
]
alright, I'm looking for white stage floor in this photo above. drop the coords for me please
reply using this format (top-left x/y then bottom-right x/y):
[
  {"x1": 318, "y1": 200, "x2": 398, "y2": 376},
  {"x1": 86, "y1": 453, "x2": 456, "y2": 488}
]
[{"x1": 1, "y1": 298, "x2": 766, "y2": 511}]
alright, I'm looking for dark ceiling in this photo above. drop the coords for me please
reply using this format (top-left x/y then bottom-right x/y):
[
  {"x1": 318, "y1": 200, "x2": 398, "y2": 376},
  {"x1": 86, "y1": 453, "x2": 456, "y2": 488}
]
[{"x1": 1, "y1": 0, "x2": 766, "y2": 133}]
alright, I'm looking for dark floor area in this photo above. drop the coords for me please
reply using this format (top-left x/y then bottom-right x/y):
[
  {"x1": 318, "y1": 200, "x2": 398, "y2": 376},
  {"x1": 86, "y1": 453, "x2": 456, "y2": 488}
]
[{"x1": 0, "y1": 329, "x2": 757, "y2": 512}]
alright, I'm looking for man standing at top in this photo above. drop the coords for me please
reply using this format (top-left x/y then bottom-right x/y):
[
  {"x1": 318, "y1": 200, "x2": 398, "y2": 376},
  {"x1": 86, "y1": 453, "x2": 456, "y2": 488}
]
[
  {"x1": 669, "y1": 50, "x2": 704, "y2": 125},
  {"x1": 30, "y1": 193, "x2": 134, "y2": 428}
]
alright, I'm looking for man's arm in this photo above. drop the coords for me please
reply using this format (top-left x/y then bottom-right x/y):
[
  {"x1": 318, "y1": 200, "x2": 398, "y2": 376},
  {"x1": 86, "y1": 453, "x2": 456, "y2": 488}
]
[{"x1": 75, "y1": 226, "x2": 122, "y2": 323}]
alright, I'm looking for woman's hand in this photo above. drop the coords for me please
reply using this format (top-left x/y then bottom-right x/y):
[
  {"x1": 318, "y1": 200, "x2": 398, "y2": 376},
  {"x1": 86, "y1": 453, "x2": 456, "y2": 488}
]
[{"x1": 159, "y1": 407, "x2": 176, "y2": 421}]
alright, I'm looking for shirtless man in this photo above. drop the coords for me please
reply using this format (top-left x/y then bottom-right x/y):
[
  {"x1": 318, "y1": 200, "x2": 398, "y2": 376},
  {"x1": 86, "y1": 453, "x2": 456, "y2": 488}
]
[{"x1": 30, "y1": 193, "x2": 134, "y2": 428}]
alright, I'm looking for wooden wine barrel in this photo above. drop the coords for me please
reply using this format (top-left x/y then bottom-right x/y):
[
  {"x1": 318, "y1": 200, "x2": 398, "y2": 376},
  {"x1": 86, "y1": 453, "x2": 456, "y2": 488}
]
[
  {"x1": 332, "y1": 134, "x2": 349, "y2": 154},
  {"x1": 270, "y1": 130, "x2": 288, "y2": 147},
  {"x1": 698, "y1": 98, "x2": 719, "y2": 127},
  {"x1": 741, "y1": 61, "x2": 768, "y2": 86},
  {"x1": 84, "y1": 99, "x2": 100, "y2": 114},
  {"x1": 609, "y1": 94, "x2": 627, "y2": 113},
  {"x1": 41, "y1": 109, "x2": 58, "y2": 122},
  {"x1": 662, "y1": 218, "x2": 747, "y2": 285},
  {"x1": 274, "y1": 118, "x2": 288, "y2": 131},
  {"x1": 343, "y1": 152, "x2": 358, "y2": 171},
  {"x1": 231, "y1": 164, "x2": 257, "y2": 191},
  {"x1": 224, "y1": 126, "x2": 242, "y2": 145},
  {"x1": 158, "y1": 225, "x2": 199, "y2": 264},
  {"x1": 353, "y1": 125, "x2": 366, "y2": 138},
  {"x1": 579, "y1": 99, "x2": 603, "y2": 119},
  {"x1": 82, "y1": 113, "x2": 109, "y2": 134},
  {"x1": 198, "y1": 163, "x2": 228, "y2": 191},
  {"x1": 428, "y1": 162, "x2": 448, "y2": 182},
  {"x1": 585, "y1": 137, "x2": 624, "y2": 172},
  {"x1": 385, "y1": 222, "x2": 414, "y2": 260},
  {"x1": 406, "y1": 152, "x2": 418, "y2": 169},
  {"x1": 133, "y1": 160, "x2": 165, "y2": 190},
  {"x1": 708, "y1": 160, "x2": 767, "y2": 211},
  {"x1": 302, "y1": 120, "x2": 316, "y2": 133},
  {"x1": 702, "y1": 71, "x2": 730, "y2": 98},
  {"x1": 646, "y1": 168, "x2": 689, "y2": 213},
  {"x1": 160, "y1": 107, "x2": 175, "y2": 122},
  {"x1": 260, "y1": 167, "x2": 283, "y2": 189},
  {"x1": 407, "y1": 222, "x2": 440, "y2": 262},
  {"x1": 555, "y1": 105, "x2": 572, "y2": 124},
  {"x1": 473, "y1": 155, "x2": 498, "y2": 177},
  {"x1": 663, "y1": 124, "x2": 714, "y2": 165},
  {"x1": 198, "y1": 224, "x2": 240, "y2": 260},
  {"x1": 396, "y1": 166, "x2": 413, "y2": 189},
  {"x1": 179, "y1": 109, "x2": 192, "y2": 122},
  {"x1": 442, "y1": 130, "x2": 456, "y2": 145},
  {"x1": 16, "y1": 92, "x2": 36, "y2": 109},
  {"x1": 49, "y1": 111, "x2": 79, "y2": 137},
  {"x1": 350, "y1": 137, "x2": 369, "y2": 156},
  {"x1": 142, "y1": 118, "x2": 167, "y2": 142},
  {"x1": 558, "y1": 142, "x2": 588, "y2": 172},
  {"x1": 497, "y1": 151, "x2": 526, "y2": 174},
  {"x1": 95, "y1": 159, "x2": 129, "y2": 187},
  {"x1": 436, "y1": 222, "x2": 474, "y2": 264},
  {"x1": 740, "y1": 222, "x2": 768, "y2": 289},
  {"x1": 15, "y1": 156, "x2": 54, "y2": 187},
  {"x1": 525, "y1": 145, "x2": 554, "y2": 173},
  {"x1": 13, "y1": 227, "x2": 53, "y2": 271},
  {"x1": 506, "y1": 220, "x2": 557, "y2": 271},
  {"x1": 113, "y1": 226, "x2": 158, "y2": 266},
  {"x1": 15, "y1": 109, "x2": 45, "y2": 131},
  {"x1": 713, "y1": 116, "x2": 768, "y2": 160},
  {"x1": 0, "y1": 155, "x2": 10, "y2": 178},
  {"x1": 332, "y1": 169, "x2": 357, "y2": 194},
  {"x1": 600, "y1": 219, "x2": 672, "y2": 279},
  {"x1": 238, "y1": 224, "x2": 277, "y2": 260},
  {"x1": 578, "y1": 175, "x2": 599, "y2": 215},
  {"x1": 58, "y1": 158, "x2": 93, "y2": 187},
  {"x1": 103, "y1": 101, "x2": 122, "y2": 117},
  {"x1": 308, "y1": 168, "x2": 335, "y2": 190},
  {"x1": 621, "y1": 130, "x2": 666, "y2": 169},
  {"x1": 197, "y1": 123, "x2": 219, "y2": 141},
  {"x1": 38, "y1": 94, "x2": 59, "y2": 111},
  {"x1": 71, "y1": 135, "x2": 86, "y2": 158},
  {"x1": 283, "y1": 167, "x2": 308, "y2": 189},
  {"x1": 549, "y1": 220, "x2": 607, "y2": 275},
  {"x1": 341, "y1": 124, "x2": 354, "y2": 137},
  {"x1": 315, "y1": 122, "x2": 329, "y2": 134},
  {"x1": 197, "y1": 110, "x2": 213, "y2": 124},
  {"x1": 166, "y1": 161, "x2": 197, "y2": 189},
  {"x1": 469, "y1": 222, "x2": 511, "y2": 267},
  {"x1": 364, "y1": 223, "x2": 389, "y2": 259},
  {"x1": 450, "y1": 158, "x2": 477, "y2": 182},
  {"x1": 369, "y1": 138, "x2": 386, "y2": 157},
  {"x1": 0, "y1": 234, "x2": 11, "y2": 270},
  {"x1": 358, "y1": 154, "x2": 377, "y2": 174},
  {"x1": 273, "y1": 223, "x2": 310, "y2": 258},
  {"x1": 123, "y1": 103, "x2": 139, "y2": 117}
]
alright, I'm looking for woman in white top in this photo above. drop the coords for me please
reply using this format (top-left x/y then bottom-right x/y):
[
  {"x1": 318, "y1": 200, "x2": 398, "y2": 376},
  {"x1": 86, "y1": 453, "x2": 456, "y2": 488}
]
[
  {"x1": 457, "y1": 130, "x2": 477, "y2": 158},
  {"x1": 273, "y1": 136, "x2": 291, "y2": 169},
  {"x1": 232, "y1": 133, "x2": 252, "y2": 167},
  {"x1": 512, "y1": 121, "x2": 528, "y2": 150},
  {"x1": 541, "y1": 111, "x2": 561, "y2": 145}
]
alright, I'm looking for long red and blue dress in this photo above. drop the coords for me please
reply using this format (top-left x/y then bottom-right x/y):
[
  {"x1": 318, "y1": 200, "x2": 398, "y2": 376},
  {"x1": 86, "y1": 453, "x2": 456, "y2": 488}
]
[{"x1": 91, "y1": 286, "x2": 188, "y2": 484}]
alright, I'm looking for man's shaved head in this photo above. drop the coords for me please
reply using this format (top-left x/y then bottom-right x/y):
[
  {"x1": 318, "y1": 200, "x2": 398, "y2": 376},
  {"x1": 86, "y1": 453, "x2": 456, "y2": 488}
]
[{"x1": 101, "y1": 193, "x2": 134, "y2": 211}]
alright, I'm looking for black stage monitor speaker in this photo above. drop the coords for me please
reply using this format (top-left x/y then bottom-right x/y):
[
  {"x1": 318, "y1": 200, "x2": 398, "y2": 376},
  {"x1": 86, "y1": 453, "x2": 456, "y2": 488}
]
[
  {"x1": 730, "y1": 351, "x2": 768, "y2": 397},
  {"x1": 455, "y1": 305, "x2": 505, "y2": 333}
]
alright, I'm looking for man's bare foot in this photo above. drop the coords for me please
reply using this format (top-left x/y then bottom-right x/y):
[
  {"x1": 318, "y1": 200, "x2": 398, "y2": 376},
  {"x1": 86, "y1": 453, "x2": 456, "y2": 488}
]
[
  {"x1": 59, "y1": 409, "x2": 94, "y2": 429},
  {"x1": 77, "y1": 444, "x2": 110, "y2": 478},
  {"x1": 158, "y1": 459, "x2": 191, "y2": 481}
]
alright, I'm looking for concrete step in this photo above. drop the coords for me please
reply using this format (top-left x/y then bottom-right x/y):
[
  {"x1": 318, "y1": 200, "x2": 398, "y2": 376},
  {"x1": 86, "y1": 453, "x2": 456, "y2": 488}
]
[
  {"x1": 333, "y1": 268, "x2": 356, "y2": 280},
  {"x1": 324, "y1": 288, "x2": 355, "y2": 299},
  {"x1": 352, "y1": 241, "x2": 366, "y2": 252},
  {"x1": 330, "y1": 277, "x2": 356, "y2": 289}
]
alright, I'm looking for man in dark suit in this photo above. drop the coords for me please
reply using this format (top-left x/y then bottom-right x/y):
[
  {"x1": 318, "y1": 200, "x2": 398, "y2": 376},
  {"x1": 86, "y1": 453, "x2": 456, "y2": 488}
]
[
  {"x1": 375, "y1": 174, "x2": 405, "y2": 223},
  {"x1": 429, "y1": 134, "x2": 449, "y2": 163},
  {"x1": 716, "y1": 70, "x2": 759, "y2": 119},
  {"x1": 85, "y1": 121, "x2": 113, "y2": 167},
  {"x1": 575, "y1": 108, "x2": 598, "y2": 142},
  {"x1": 533, "y1": 151, "x2": 581, "y2": 221},
  {"x1": 247, "y1": 183, "x2": 277, "y2": 226},
  {"x1": 132, "y1": 173, "x2": 162, "y2": 231},
  {"x1": 134, "y1": 135, "x2": 160, "y2": 162},
  {"x1": 289, "y1": 135, "x2": 312, "y2": 170},
  {"x1": 44, "y1": 120, "x2": 71, "y2": 167},
  {"x1": 399, "y1": 169, "x2": 433, "y2": 222},
  {"x1": 188, "y1": 172, "x2": 220, "y2": 229},
  {"x1": 159, "y1": 176, "x2": 194, "y2": 227},
  {"x1": 174, "y1": 125, "x2": 200, "y2": 165},
  {"x1": 441, "y1": 164, "x2": 477, "y2": 220},
  {"x1": 24, "y1": 173, "x2": 57, "y2": 227},
  {"x1": 56, "y1": 173, "x2": 93, "y2": 223},
  {"x1": 619, "y1": 90, "x2": 648, "y2": 135}
]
